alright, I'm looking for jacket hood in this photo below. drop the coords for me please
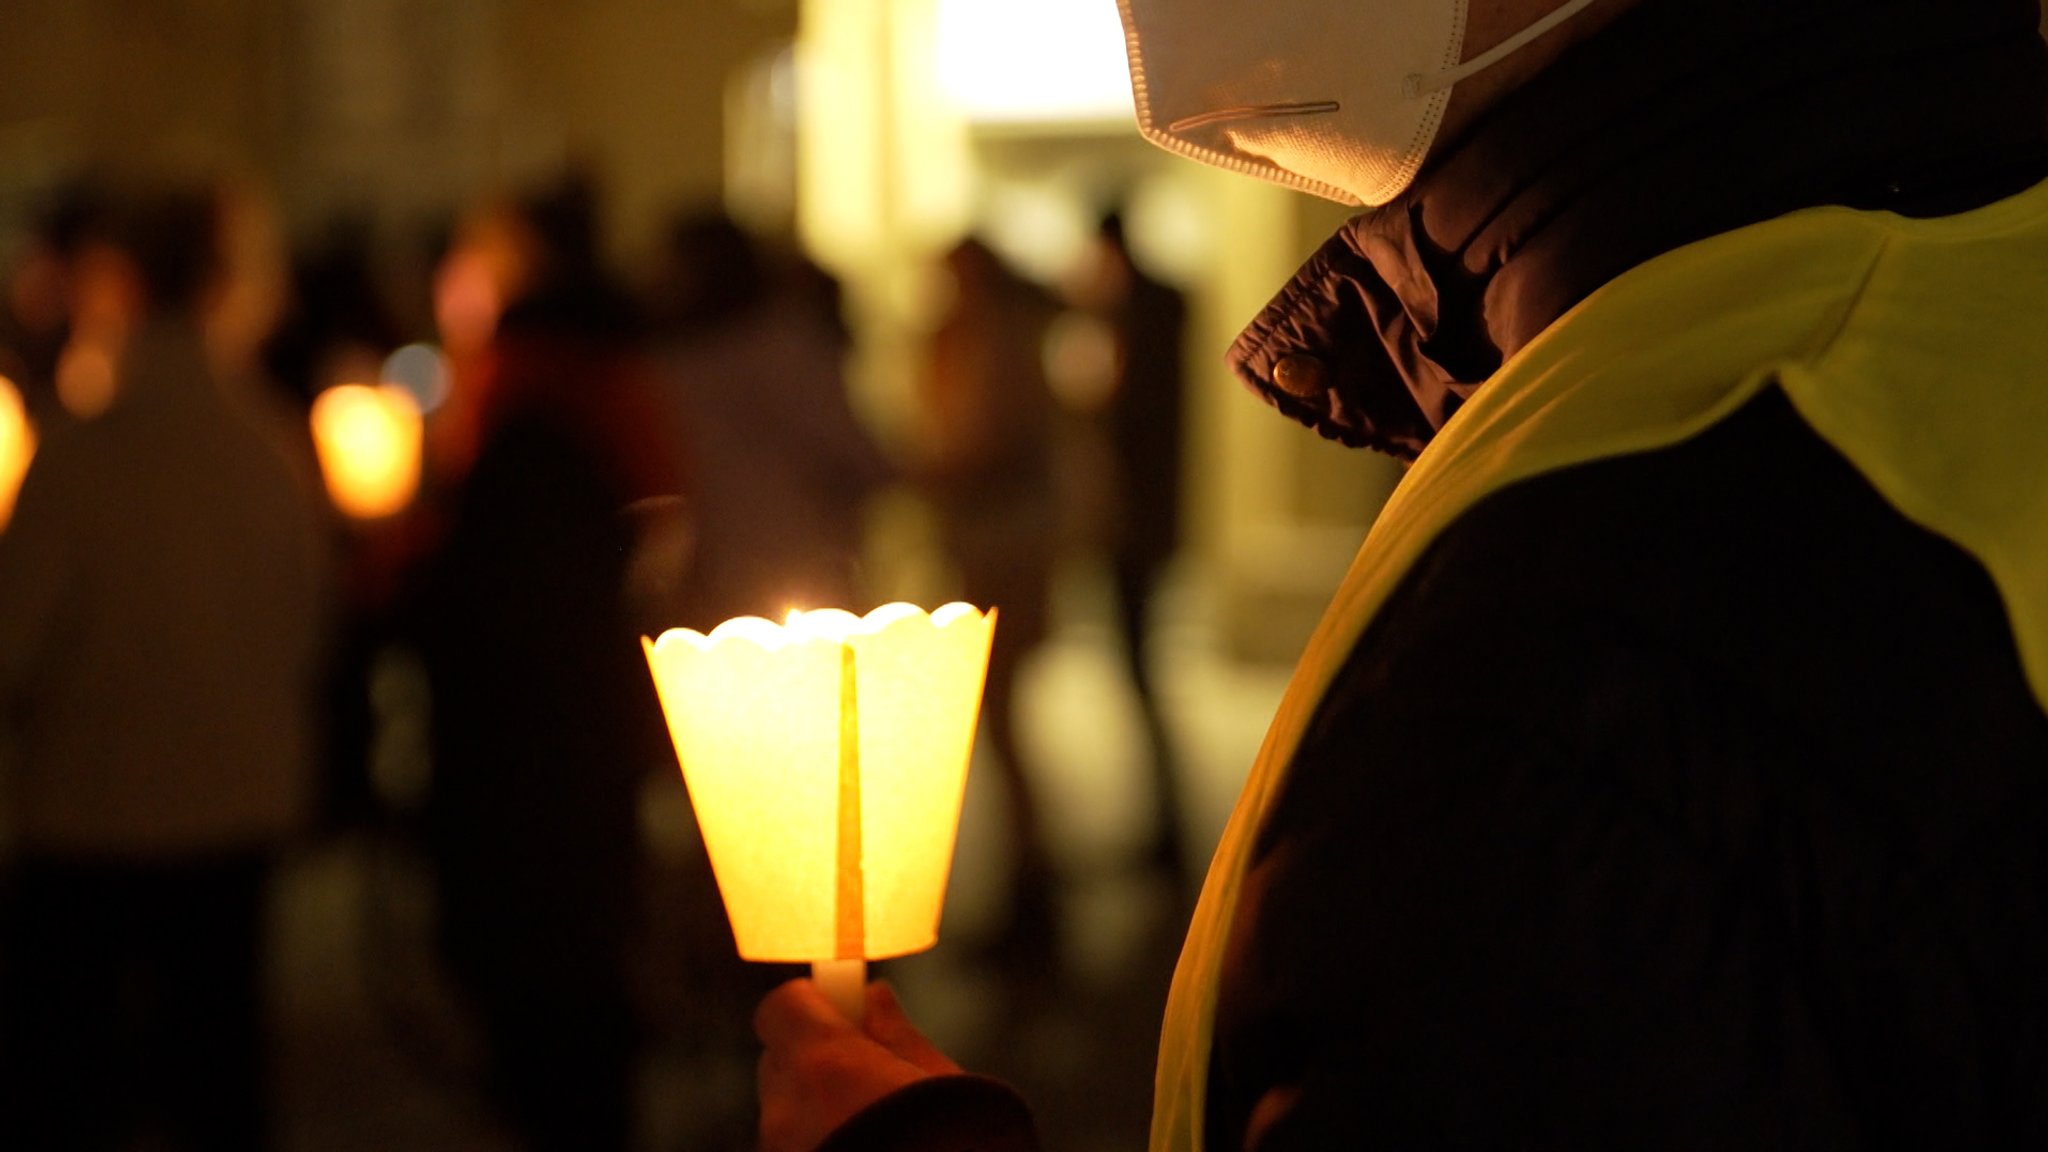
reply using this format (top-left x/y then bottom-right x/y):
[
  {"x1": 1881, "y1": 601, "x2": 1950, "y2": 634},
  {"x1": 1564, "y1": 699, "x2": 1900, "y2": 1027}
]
[{"x1": 1225, "y1": 0, "x2": 2048, "y2": 459}]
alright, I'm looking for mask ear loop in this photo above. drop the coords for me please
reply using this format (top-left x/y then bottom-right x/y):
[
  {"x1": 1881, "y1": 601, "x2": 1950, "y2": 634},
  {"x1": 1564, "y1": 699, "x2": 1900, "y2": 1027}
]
[{"x1": 1404, "y1": 0, "x2": 1601, "y2": 97}]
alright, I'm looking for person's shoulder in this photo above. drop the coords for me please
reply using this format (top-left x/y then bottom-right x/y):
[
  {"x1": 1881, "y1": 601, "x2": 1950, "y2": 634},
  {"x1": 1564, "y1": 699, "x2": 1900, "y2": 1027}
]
[
  {"x1": 1316, "y1": 380, "x2": 2042, "y2": 770},
  {"x1": 1393, "y1": 385, "x2": 1849, "y2": 636},
  {"x1": 1296, "y1": 386, "x2": 1869, "y2": 762}
]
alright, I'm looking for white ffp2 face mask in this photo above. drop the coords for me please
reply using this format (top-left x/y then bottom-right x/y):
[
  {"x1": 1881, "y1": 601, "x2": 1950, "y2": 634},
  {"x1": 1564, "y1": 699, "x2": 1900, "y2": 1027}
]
[{"x1": 1115, "y1": 0, "x2": 1600, "y2": 206}]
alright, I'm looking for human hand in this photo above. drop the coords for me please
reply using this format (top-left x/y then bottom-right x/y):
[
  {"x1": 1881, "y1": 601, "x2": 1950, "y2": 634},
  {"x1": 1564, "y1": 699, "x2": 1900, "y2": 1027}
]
[{"x1": 755, "y1": 977, "x2": 961, "y2": 1152}]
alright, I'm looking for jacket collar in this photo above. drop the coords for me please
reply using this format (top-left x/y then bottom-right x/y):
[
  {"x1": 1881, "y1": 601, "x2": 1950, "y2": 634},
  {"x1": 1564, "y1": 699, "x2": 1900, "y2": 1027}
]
[{"x1": 1227, "y1": 0, "x2": 2048, "y2": 460}]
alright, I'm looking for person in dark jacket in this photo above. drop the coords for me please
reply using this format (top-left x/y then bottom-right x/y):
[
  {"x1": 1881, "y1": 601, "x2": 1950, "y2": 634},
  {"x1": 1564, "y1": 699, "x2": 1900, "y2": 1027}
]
[
  {"x1": 1072, "y1": 209, "x2": 1195, "y2": 890},
  {"x1": 916, "y1": 237, "x2": 1070, "y2": 981},
  {"x1": 754, "y1": 1, "x2": 2048, "y2": 1149},
  {"x1": 411, "y1": 177, "x2": 679, "y2": 1152},
  {"x1": 0, "y1": 175, "x2": 330, "y2": 1152}
]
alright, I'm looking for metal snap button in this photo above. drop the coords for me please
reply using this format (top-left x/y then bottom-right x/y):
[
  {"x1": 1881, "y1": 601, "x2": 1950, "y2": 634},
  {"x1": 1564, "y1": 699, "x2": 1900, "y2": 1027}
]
[{"x1": 1272, "y1": 354, "x2": 1327, "y2": 399}]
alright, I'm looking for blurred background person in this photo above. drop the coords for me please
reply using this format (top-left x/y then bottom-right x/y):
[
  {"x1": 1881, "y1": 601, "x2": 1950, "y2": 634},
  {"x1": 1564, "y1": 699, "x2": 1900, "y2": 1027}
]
[
  {"x1": 262, "y1": 214, "x2": 410, "y2": 833},
  {"x1": 1066, "y1": 209, "x2": 1193, "y2": 895},
  {"x1": 0, "y1": 172, "x2": 332, "y2": 1152},
  {"x1": 421, "y1": 202, "x2": 534, "y2": 507},
  {"x1": 648, "y1": 207, "x2": 892, "y2": 630},
  {"x1": 405, "y1": 173, "x2": 680, "y2": 1152},
  {"x1": 914, "y1": 236, "x2": 1066, "y2": 987},
  {"x1": 263, "y1": 213, "x2": 404, "y2": 412},
  {"x1": 0, "y1": 180, "x2": 105, "y2": 432}
]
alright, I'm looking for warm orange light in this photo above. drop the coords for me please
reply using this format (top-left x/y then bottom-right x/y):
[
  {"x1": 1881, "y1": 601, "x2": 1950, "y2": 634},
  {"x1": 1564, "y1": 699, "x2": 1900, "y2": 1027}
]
[
  {"x1": 642, "y1": 603, "x2": 995, "y2": 1005},
  {"x1": 0, "y1": 375, "x2": 33, "y2": 532},
  {"x1": 309, "y1": 383, "x2": 423, "y2": 520},
  {"x1": 55, "y1": 339, "x2": 118, "y2": 420}
]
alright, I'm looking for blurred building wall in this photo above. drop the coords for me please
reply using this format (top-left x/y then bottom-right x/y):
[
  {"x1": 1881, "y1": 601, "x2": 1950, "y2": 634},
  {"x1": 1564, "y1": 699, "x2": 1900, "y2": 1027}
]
[
  {"x1": 0, "y1": 0, "x2": 276, "y2": 196},
  {"x1": 494, "y1": 0, "x2": 796, "y2": 258},
  {"x1": 0, "y1": 0, "x2": 797, "y2": 266}
]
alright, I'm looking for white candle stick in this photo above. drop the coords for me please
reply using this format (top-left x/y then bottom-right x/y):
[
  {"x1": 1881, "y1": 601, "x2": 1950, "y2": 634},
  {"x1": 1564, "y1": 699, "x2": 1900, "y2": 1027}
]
[{"x1": 811, "y1": 957, "x2": 868, "y2": 1022}]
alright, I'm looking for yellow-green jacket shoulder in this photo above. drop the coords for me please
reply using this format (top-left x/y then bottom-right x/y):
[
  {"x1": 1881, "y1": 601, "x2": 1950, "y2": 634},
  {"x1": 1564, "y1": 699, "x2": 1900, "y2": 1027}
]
[{"x1": 1151, "y1": 177, "x2": 2048, "y2": 1151}]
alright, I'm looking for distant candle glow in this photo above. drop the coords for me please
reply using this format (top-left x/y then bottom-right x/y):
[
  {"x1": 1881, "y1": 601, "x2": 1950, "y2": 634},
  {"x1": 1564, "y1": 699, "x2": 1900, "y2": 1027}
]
[
  {"x1": 309, "y1": 383, "x2": 423, "y2": 520},
  {"x1": 55, "y1": 340, "x2": 118, "y2": 421},
  {"x1": 0, "y1": 375, "x2": 33, "y2": 532}
]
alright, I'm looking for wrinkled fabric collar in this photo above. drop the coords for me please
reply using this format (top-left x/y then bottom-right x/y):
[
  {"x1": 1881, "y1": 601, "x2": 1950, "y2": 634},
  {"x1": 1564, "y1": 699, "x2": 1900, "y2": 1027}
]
[{"x1": 1228, "y1": 0, "x2": 2048, "y2": 459}]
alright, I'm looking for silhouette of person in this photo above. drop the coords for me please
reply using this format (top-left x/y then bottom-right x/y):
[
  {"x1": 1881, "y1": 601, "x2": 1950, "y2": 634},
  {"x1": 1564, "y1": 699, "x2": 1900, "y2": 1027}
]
[
  {"x1": 0, "y1": 174, "x2": 330, "y2": 1152},
  {"x1": 408, "y1": 176, "x2": 679, "y2": 1152},
  {"x1": 0, "y1": 180, "x2": 104, "y2": 432},
  {"x1": 915, "y1": 237, "x2": 1065, "y2": 980},
  {"x1": 1072, "y1": 209, "x2": 1193, "y2": 890},
  {"x1": 649, "y1": 210, "x2": 893, "y2": 631}
]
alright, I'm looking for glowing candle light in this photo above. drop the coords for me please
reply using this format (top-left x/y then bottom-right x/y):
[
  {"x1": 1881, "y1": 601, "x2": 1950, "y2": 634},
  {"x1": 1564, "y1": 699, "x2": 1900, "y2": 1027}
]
[
  {"x1": 0, "y1": 375, "x2": 33, "y2": 532},
  {"x1": 642, "y1": 602, "x2": 995, "y2": 1019},
  {"x1": 309, "y1": 382, "x2": 423, "y2": 521}
]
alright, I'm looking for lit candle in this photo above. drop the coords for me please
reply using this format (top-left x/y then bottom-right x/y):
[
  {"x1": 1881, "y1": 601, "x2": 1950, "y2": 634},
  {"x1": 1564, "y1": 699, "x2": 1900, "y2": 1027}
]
[
  {"x1": 309, "y1": 382, "x2": 423, "y2": 521},
  {"x1": 642, "y1": 603, "x2": 995, "y2": 1019},
  {"x1": 0, "y1": 375, "x2": 34, "y2": 533}
]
